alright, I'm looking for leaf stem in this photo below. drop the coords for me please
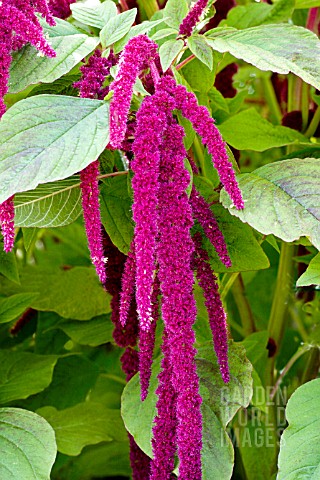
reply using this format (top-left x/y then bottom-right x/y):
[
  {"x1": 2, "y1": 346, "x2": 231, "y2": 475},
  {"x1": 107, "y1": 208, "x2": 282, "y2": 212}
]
[
  {"x1": 261, "y1": 76, "x2": 282, "y2": 124},
  {"x1": 231, "y1": 274, "x2": 256, "y2": 335},
  {"x1": 192, "y1": 135, "x2": 205, "y2": 174},
  {"x1": 176, "y1": 54, "x2": 195, "y2": 71},
  {"x1": 305, "y1": 105, "x2": 320, "y2": 138},
  {"x1": 220, "y1": 272, "x2": 239, "y2": 302}
]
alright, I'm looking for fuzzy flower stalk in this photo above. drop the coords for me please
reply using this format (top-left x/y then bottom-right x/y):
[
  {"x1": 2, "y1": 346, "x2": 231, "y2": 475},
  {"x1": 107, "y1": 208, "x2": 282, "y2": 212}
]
[
  {"x1": 179, "y1": 0, "x2": 209, "y2": 37},
  {"x1": 0, "y1": 0, "x2": 55, "y2": 251}
]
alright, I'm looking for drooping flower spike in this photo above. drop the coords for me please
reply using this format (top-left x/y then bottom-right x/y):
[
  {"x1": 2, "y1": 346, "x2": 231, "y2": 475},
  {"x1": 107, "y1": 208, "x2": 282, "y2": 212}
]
[
  {"x1": 119, "y1": 241, "x2": 136, "y2": 327},
  {"x1": 109, "y1": 35, "x2": 158, "y2": 148},
  {"x1": 179, "y1": 0, "x2": 209, "y2": 37},
  {"x1": 193, "y1": 232, "x2": 230, "y2": 383}
]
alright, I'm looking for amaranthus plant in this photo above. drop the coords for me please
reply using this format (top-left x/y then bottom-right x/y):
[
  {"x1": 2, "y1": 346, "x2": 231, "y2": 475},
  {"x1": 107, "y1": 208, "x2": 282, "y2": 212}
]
[{"x1": 0, "y1": 0, "x2": 319, "y2": 479}]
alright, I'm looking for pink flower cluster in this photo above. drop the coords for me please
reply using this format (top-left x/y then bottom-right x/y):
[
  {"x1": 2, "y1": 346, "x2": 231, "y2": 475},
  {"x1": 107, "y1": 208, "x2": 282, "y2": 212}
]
[
  {"x1": 179, "y1": 0, "x2": 209, "y2": 37},
  {"x1": 109, "y1": 34, "x2": 244, "y2": 479},
  {"x1": 0, "y1": 0, "x2": 56, "y2": 252}
]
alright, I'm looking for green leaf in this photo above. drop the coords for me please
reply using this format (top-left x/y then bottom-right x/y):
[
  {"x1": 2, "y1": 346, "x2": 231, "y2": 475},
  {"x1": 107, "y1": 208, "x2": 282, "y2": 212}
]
[
  {"x1": 100, "y1": 174, "x2": 134, "y2": 254},
  {"x1": 218, "y1": 108, "x2": 306, "y2": 151},
  {"x1": 100, "y1": 9, "x2": 137, "y2": 48},
  {"x1": 0, "y1": 408, "x2": 56, "y2": 480},
  {"x1": 38, "y1": 402, "x2": 127, "y2": 456},
  {"x1": 163, "y1": 0, "x2": 188, "y2": 29},
  {"x1": 70, "y1": 0, "x2": 117, "y2": 29},
  {"x1": 121, "y1": 342, "x2": 252, "y2": 475},
  {"x1": 0, "y1": 351, "x2": 58, "y2": 404},
  {"x1": 180, "y1": 56, "x2": 216, "y2": 93},
  {"x1": 295, "y1": 0, "x2": 320, "y2": 8},
  {"x1": 278, "y1": 379, "x2": 320, "y2": 480},
  {"x1": 187, "y1": 35, "x2": 214, "y2": 70},
  {"x1": 0, "y1": 266, "x2": 111, "y2": 320},
  {"x1": 0, "y1": 95, "x2": 109, "y2": 204},
  {"x1": 159, "y1": 39, "x2": 184, "y2": 72},
  {"x1": 195, "y1": 203, "x2": 270, "y2": 273},
  {"x1": 9, "y1": 19, "x2": 99, "y2": 93},
  {"x1": 0, "y1": 248, "x2": 19, "y2": 283},
  {"x1": 0, "y1": 293, "x2": 38, "y2": 324},
  {"x1": 151, "y1": 27, "x2": 178, "y2": 41},
  {"x1": 15, "y1": 177, "x2": 82, "y2": 228},
  {"x1": 222, "y1": 0, "x2": 295, "y2": 30},
  {"x1": 57, "y1": 314, "x2": 114, "y2": 346},
  {"x1": 220, "y1": 158, "x2": 320, "y2": 250},
  {"x1": 296, "y1": 253, "x2": 320, "y2": 287},
  {"x1": 113, "y1": 19, "x2": 167, "y2": 54},
  {"x1": 206, "y1": 24, "x2": 320, "y2": 90}
]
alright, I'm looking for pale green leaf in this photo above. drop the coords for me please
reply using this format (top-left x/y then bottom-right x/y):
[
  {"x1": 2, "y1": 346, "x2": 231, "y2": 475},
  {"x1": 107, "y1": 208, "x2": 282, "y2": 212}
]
[
  {"x1": 38, "y1": 402, "x2": 127, "y2": 456},
  {"x1": 295, "y1": 0, "x2": 320, "y2": 8},
  {"x1": 113, "y1": 19, "x2": 167, "y2": 54},
  {"x1": 100, "y1": 9, "x2": 137, "y2": 48},
  {"x1": 15, "y1": 177, "x2": 82, "y2": 228},
  {"x1": 220, "y1": 158, "x2": 320, "y2": 250},
  {"x1": 0, "y1": 351, "x2": 58, "y2": 404},
  {"x1": 159, "y1": 38, "x2": 184, "y2": 72},
  {"x1": 163, "y1": 0, "x2": 188, "y2": 29},
  {"x1": 0, "y1": 95, "x2": 109, "y2": 204},
  {"x1": 278, "y1": 379, "x2": 320, "y2": 480},
  {"x1": 9, "y1": 18, "x2": 99, "y2": 93},
  {"x1": 218, "y1": 108, "x2": 306, "y2": 151},
  {"x1": 187, "y1": 35, "x2": 213, "y2": 70},
  {"x1": 206, "y1": 24, "x2": 320, "y2": 89},
  {"x1": 0, "y1": 408, "x2": 56, "y2": 480},
  {"x1": 70, "y1": 0, "x2": 118, "y2": 29},
  {"x1": 296, "y1": 253, "x2": 320, "y2": 287}
]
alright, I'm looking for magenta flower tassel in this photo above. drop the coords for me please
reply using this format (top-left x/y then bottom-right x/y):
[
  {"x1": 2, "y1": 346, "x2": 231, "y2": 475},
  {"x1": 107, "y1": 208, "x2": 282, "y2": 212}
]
[
  {"x1": 0, "y1": 16, "x2": 13, "y2": 118},
  {"x1": 80, "y1": 161, "x2": 106, "y2": 284},
  {"x1": 32, "y1": 0, "x2": 56, "y2": 26},
  {"x1": 193, "y1": 233, "x2": 230, "y2": 383},
  {"x1": 157, "y1": 119, "x2": 202, "y2": 479},
  {"x1": 0, "y1": 196, "x2": 15, "y2": 252},
  {"x1": 179, "y1": 0, "x2": 209, "y2": 37},
  {"x1": 174, "y1": 83, "x2": 244, "y2": 210},
  {"x1": 120, "y1": 242, "x2": 136, "y2": 327},
  {"x1": 131, "y1": 89, "x2": 175, "y2": 332},
  {"x1": 190, "y1": 186, "x2": 232, "y2": 267},
  {"x1": 74, "y1": 50, "x2": 116, "y2": 100},
  {"x1": 139, "y1": 275, "x2": 160, "y2": 401},
  {"x1": 151, "y1": 332, "x2": 177, "y2": 480},
  {"x1": 109, "y1": 35, "x2": 158, "y2": 148}
]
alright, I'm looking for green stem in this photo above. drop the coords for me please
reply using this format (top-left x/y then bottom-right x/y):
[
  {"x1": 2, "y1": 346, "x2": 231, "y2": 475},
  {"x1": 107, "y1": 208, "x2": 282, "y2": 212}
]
[
  {"x1": 137, "y1": 0, "x2": 159, "y2": 19},
  {"x1": 231, "y1": 274, "x2": 256, "y2": 335},
  {"x1": 192, "y1": 135, "x2": 205, "y2": 174},
  {"x1": 270, "y1": 346, "x2": 309, "y2": 400},
  {"x1": 220, "y1": 272, "x2": 239, "y2": 302},
  {"x1": 261, "y1": 76, "x2": 282, "y2": 124},
  {"x1": 305, "y1": 105, "x2": 320, "y2": 138},
  {"x1": 301, "y1": 346, "x2": 320, "y2": 384},
  {"x1": 266, "y1": 243, "x2": 295, "y2": 386},
  {"x1": 301, "y1": 81, "x2": 310, "y2": 133}
]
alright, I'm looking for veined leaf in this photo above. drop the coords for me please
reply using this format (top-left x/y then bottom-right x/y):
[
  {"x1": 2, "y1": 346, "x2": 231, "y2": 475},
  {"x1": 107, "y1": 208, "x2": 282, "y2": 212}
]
[
  {"x1": 296, "y1": 253, "x2": 320, "y2": 287},
  {"x1": 220, "y1": 158, "x2": 320, "y2": 250},
  {"x1": 0, "y1": 95, "x2": 109, "y2": 204},
  {"x1": 14, "y1": 177, "x2": 82, "y2": 228},
  {"x1": 9, "y1": 18, "x2": 99, "y2": 93},
  {"x1": 0, "y1": 408, "x2": 57, "y2": 480},
  {"x1": 206, "y1": 24, "x2": 320, "y2": 89},
  {"x1": 188, "y1": 35, "x2": 214, "y2": 70},
  {"x1": 70, "y1": 1, "x2": 118, "y2": 29},
  {"x1": 163, "y1": 0, "x2": 188, "y2": 30},
  {"x1": 159, "y1": 38, "x2": 184, "y2": 72},
  {"x1": 100, "y1": 9, "x2": 137, "y2": 48}
]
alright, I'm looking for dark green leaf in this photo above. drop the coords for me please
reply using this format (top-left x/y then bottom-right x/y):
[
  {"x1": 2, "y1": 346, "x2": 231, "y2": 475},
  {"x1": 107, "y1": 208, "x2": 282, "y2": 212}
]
[
  {"x1": 0, "y1": 408, "x2": 56, "y2": 480},
  {"x1": 218, "y1": 108, "x2": 306, "y2": 151},
  {"x1": 0, "y1": 293, "x2": 38, "y2": 324},
  {"x1": 0, "y1": 351, "x2": 58, "y2": 404},
  {"x1": 57, "y1": 314, "x2": 114, "y2": 346},
  {"x1": 9, "y1": 19, "x2": 99, "y2": 93},
  {"x1": 278, "y1": 379, "x2": 320, "y2": 479},
  {"x1": 0, "y1": 248, "x2": 19, "y2": 284},
  {"x1": 0, "y1": 96, "x2": 109, "y2": 204},
  {"x1": 220, "y1": 158, "x2": 320, "y2": 250},
  {"x1": 206, "y1": 24, "x2": 320, "y2": 89},
  {"x1": 38, "y1": 402, "x2": 127, "y2": 456}
]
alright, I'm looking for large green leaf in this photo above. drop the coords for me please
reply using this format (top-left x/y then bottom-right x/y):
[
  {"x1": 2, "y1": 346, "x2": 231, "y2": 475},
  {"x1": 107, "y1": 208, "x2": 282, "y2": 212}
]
[
  {"x1": 218, "y1": 108, "x2": 306, "y2": 151},
  {"x1": 220, "y1": 158, "x2": 320, "y2": 250},
  {"x1": 296, "y1": 253, "x2": 320, "y2": 287},
  {"x1": 57, "y1": 314, "x2": 114, "y2": 347},
  {"x1": 9, "y1": 19, "x2": 99, "y2": 94},
  {"x1": 121, "y1": 342, "x2": 252, "y2": 479},
  {"x1": 187, "y1": 35, "x2": 214, "y2": 70},
  {"x1": 38, "y1": 402, "x2": 127, "y2": 456},
  {"x1": 0, "y1": 293, "x2": 38, "y2": 324},
  {"x1": 100, "y1": 9, "x2": 137, "y2": 48},
  {"x1": 0, "y1": 351, "x2": 58, "y2": 404},
  {"x1": 222, "y1": 0, "x2": 295, "y2": 29},
  {"x1": 0, "y1": 95, "x2": 109, "y2": 204},
  {"x1": 0, "y1": 266, "x2": 111, "y2": 320},
  {"x1": 163, "y1": 0, "x2": 188, "y2": 29},
  {"x1": 278, "y1": 379, "x2": 320, "y2": 479},
  {"x1": 100, "y1": 175, "x2": 134, "y2": 254},
  {"x1": 0, "y1": 408, "x2": 56, "y2": 480},
  {"x1": 206, "y1": 24, "x2": 320, "y2": 90},
  {"x1": 159, "y1": 38, "x2": 184, "y2": 72},
  {"x1": 14, "y1": 177, "x2": 82, "y2": 228},
  {"x1": 70, "y1": 0, "x2": 117, "y2": 29}
]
